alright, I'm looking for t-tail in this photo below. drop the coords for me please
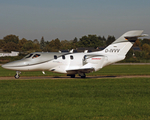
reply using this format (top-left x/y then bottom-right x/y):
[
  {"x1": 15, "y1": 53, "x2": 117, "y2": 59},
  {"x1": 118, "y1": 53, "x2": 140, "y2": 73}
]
[
  {"x1": 103, "y1": 30, "x2": 148, "y2": 56},
  {"x1": 96, "y1": 30, "x2": 148, "y2": 66}
]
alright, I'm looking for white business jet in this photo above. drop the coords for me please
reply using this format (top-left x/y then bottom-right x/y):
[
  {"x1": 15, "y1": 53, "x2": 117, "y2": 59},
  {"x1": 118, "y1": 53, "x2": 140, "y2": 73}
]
[{"x1": 2, "y1": 30, "x2": 148, "y2": 78}]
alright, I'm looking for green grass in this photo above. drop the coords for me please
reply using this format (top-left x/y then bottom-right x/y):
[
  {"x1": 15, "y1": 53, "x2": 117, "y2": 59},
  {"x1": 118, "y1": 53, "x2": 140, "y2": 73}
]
[
  {"x1": 89, "y1": 64, "x2": 150, "y2": 76},
  {"x1": 0, "y1": 78, "x2": 150, "y2": 120},
  {"x1": 0, "y1": 65, "x2": 150, "y2": 77}
]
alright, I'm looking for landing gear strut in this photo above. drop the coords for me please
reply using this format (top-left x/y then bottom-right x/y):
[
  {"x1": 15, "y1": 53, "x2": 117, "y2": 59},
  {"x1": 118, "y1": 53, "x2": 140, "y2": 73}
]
[
  {"x1": 14, "y1": 71, "x2": 21, "y2": 79},
  {"x1": 79, "y1": 73, "x2": 86, "y2": 78}
]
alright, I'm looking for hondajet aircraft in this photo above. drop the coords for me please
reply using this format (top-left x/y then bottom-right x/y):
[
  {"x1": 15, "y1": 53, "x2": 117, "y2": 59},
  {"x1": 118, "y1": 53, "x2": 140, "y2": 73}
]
[{"x1": 2, "y1": 30, "x2": 148, "y2": 78}]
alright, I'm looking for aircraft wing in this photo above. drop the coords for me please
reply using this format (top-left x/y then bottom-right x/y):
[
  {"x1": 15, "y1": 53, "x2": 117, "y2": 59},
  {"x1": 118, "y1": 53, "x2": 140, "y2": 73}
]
[{"x1": 66, "y1": 68, "x2": 95, "y2": 75}]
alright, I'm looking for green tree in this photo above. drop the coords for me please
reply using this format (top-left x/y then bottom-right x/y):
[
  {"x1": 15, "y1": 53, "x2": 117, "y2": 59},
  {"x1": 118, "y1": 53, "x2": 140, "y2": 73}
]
[
  {"x1": 134, "y1": 51, "x2": 146, "y2": 59},
  {"x1": 40, "y1": 36, "x2": 45, "y2": 50},
  {"x1": 33, "y1": 44, "x2": 41, "y2": 52},
  {"x1": 79, "y1": 35, "x2": 104, "y2": 48},
  {"x1": 3, "y1": 35, "x2": 19, "y2": 44},
  {"x1": 98, "y1": 36, "x2": 106, "y2": 46},
  {"x1": 33, "y1": 39, "x2": 41, "y2": 51},
  {"x1": 88, "y1": 35, "x2": 99, "y2": 48},
  {"x1": 0, "y1": 40, "x2": 5, "y2": 49},
  {"x1": 71, "y1": 37, "x2": 78, "y2": 49},
  {"x1": 73, "y1": 37, "x2": 78, "y2": 44},
  {"x1": 22, "y1": 40, "x2": 34, "y2": 52},
  {"x1": 18, "y1": 38, "x2": 28, "y2": 51},
  {"x1": 134, "y1": 39, "x2": 141, "y2": 48},
  {"x1": 141, "y1": 43, "x2": 150, "y2": 59},
  {"x1": 47, "y1": 38, "x2": 61, "y2": 52},
  {"x1": 79, "y1": 35, "x2": 89, "y2": 47},
  {"x1": 141, "y1": 39, "x2": 150, "y2": 45},
  {"x1": 43, "y1": 44, "x2": 51, "y2": 52},
  {"x1": 33, "y1": 39, "x2": 39, "y2": 45},
  {"x1": 142, "y1": 43, "x2": 150, "y2": 54},
  {"x1": 106, "y1": 36, "x2": 115, "y2": 46},
  {"x1": 43, "y1": 41, "x2": 50, "y2": 52},
  {"x1": 48, "y1": 40, "x2": 57, "y2": 52},
  {"x1": 125, "y1": 49, "x2": 133, "y2": 59},
  {"x1": 2, "y1": 42, "x2": 19, "y2": 52},
  {"x1": 54, "y1": 38, "x2": 61, "y2": 50},
  {"x1": 60, "y1": 40, "x2": 72, "y2": 50}
]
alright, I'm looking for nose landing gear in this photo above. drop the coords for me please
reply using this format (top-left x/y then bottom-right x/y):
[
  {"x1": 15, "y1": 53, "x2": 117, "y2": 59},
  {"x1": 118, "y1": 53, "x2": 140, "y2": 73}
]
[{"x1": 14, "y1": 71, "x2": 21, "y2": 79}]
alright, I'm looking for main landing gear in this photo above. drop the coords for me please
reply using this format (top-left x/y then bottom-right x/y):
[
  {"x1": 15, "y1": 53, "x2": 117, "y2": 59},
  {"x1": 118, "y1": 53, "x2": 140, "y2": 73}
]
[
  {"x1": 68, "y1": 73, "x2": 86, "y2": 78},
  {"x1": 70, "y1": 74, "x2": 75, "y2": 78},
  {"x1": 14, "y1": 71, "x2": 21, "y2": 79},
  {"x1": 79, "y1": 73, "x2": 86, "y2": 78}
]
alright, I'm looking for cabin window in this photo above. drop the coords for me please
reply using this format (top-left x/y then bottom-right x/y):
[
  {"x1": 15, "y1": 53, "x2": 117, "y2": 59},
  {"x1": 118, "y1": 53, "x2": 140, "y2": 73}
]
[
  {"x1": 62, "y1": 55, "x2": 65, "y2": 59},
  {"x1": 70, "y1": 55, "x2": 73, "y2": 60},
  {"x1": 32, "y1": 54, "x2": 40, "y2": 59},
  {"x1": 54, "y1": 55, "x2": 57, "y2": 59},
  {"x1": 25, "y1": 54, "x2": 33, "y2": 58}
]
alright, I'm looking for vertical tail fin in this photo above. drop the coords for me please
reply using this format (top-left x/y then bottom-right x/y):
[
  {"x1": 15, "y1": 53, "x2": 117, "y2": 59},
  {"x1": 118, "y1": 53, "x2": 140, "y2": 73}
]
[{"x1": 103, "y1": 30, "x2": 147, "y2": 56}]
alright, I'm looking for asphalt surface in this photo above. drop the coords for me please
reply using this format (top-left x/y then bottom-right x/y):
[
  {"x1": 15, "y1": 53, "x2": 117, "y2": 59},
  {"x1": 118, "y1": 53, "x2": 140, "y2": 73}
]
[{"x1": 0, "y1": 75, "x2": 150, "y2": 80}]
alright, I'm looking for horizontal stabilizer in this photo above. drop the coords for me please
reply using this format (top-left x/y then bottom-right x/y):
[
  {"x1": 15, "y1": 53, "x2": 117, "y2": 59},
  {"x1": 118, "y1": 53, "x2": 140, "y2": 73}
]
[
  {"x1": 139, "y1": 34, "x2": 149, "y2": 37},
  {"x1": 112, "y1": 30, "x2": 144, "y2": 44}
]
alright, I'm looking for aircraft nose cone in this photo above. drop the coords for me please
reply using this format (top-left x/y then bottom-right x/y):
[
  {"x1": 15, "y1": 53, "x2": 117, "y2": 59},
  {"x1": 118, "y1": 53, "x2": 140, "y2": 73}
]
[
  {"x1": 2, "y1": 60, "x2": 28, "y2": 71},
  {"x1": 2, "y1": 62, "x2": 16, "y2": 69},
  {"x1": 2, "y1": 61, "x2": 21, "y2": 70},
  {"x1": 1, "y1": 64, "x2": 6, "y2": 69},
  {"x1": 2, "y1": 63, "x2": 11, "y2": 69}
]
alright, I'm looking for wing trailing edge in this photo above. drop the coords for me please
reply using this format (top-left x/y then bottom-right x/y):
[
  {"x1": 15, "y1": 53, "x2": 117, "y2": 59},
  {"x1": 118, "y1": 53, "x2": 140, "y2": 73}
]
[{"x1": 66, "y1": 68, "x2": 95, "y2": 75}]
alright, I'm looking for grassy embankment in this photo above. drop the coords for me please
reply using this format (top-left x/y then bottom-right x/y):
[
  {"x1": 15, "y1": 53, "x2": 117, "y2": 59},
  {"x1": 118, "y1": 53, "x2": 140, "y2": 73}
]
[
  {"x1": 0, "y1": 65, "x2": 150, "y2": 77},
  {"x1": 0, "y1": 78, "x2": 150, "y2": 120}
]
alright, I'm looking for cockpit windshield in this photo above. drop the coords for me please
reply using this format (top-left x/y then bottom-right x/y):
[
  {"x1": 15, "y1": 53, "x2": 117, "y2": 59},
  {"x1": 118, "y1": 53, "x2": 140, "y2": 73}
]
[
  {"x1": 23, "y1": 53, "x2": 41, "y2": 59},
  {"x1": 24, "y1": 54, "x2": 33, "y2": 59},
  {"x1": 32, "y1": 54, "x2": 40, "y2": 59}
]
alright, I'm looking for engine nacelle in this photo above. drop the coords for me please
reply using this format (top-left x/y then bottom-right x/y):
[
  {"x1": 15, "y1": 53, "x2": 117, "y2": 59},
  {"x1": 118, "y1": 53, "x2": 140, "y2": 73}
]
[{"x1": 83, "y1": 55, "x2": 106, "y2": 71}]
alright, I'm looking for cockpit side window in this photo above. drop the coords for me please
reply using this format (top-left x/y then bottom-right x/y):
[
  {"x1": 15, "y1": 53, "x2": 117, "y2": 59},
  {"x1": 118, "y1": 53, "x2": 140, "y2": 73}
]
[
  {"x1": 32, "y1": 54, "x2": 40, "y2": 59},
  {"x1": 25, "y1": 54, "x2": 33, "y2": 58}
]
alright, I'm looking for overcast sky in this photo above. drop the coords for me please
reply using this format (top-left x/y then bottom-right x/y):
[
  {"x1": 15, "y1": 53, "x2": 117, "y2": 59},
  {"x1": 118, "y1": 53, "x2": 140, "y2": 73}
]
[{"x1": 0, "y1": 0, "x2": 150, "y2": 41}]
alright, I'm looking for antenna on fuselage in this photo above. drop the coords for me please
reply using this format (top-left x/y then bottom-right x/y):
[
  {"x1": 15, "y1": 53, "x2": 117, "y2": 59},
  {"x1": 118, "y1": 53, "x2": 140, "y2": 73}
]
[
  {"x1": 84, "y1": 50, "x2": 88, "y2": 53},
  {"x1": 69, "y1": 49, "x2": 74, "y2": 53}
]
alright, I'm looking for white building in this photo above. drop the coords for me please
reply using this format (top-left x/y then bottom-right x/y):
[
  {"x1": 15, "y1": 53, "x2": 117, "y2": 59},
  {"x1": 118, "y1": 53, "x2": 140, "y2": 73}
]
[{"x1": 0, "y1": 50, "x2": 19, "y2": 57}]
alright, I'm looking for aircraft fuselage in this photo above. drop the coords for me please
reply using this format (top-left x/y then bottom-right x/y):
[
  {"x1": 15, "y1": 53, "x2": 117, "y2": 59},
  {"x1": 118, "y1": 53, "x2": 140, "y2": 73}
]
[{"x1": 2, "y1": 30, "x2": 147, "y2": 78}]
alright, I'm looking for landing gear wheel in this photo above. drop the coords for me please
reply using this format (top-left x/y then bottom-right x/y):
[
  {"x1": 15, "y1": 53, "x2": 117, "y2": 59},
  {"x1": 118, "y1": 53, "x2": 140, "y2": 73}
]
[
  {"x1": 14, "y1": 74, "x2": 20, "y2": 79},
  {"x1": 79, "y1": 73, "x2": 86, "y2": 78},
  {"x1": 81, "y1": 75, "x2": 86, "y2": 78},
  {"x1": 70, "y1": 75, "x2": 75, "y2": 78},
  {"x1": 14, "y1": 71, "x2": 21, "y2": 79}
]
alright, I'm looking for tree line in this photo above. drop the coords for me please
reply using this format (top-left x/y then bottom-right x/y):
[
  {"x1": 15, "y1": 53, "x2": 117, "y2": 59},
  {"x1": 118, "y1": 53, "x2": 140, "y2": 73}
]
[
  {"x1": 0, "y1": 34, "x2": 115, "y2": 53},
  {"x1": 0, "y1": 34, "x2": 150, "y2": 62}
]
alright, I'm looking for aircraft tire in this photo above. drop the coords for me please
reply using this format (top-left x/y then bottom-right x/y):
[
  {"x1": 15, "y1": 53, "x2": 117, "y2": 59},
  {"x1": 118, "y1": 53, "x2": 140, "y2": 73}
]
[
  {"x1": 70, "y1": 75, "x2": 75, "y2": 78},
  {"x1": 81, "y1": 75, "x2": 86, "y2": 78},
  {"x1": 14, "y1": 74, "x2": 20, "y2": 79}
]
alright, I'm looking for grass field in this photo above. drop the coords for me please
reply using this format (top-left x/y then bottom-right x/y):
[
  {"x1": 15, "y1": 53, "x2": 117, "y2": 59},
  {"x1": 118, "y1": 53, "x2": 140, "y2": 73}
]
[
  {"x1": 0, "y1": 65, "x2": 150, "y2": 119},
  {"x1": 0, "y1": 78, "x2": 150, "y2": 120},
  {"x1": 0, "y1": 65, "x2": 150, "y2": 77}
]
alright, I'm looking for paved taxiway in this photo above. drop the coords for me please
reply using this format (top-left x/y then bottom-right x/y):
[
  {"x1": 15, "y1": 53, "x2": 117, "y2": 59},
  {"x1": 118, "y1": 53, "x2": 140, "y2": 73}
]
[{"x1": 0, "y1": 75, "x2": 150, "y2": 80}]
